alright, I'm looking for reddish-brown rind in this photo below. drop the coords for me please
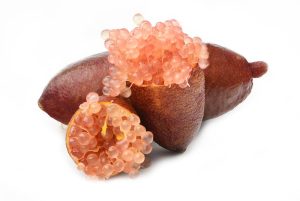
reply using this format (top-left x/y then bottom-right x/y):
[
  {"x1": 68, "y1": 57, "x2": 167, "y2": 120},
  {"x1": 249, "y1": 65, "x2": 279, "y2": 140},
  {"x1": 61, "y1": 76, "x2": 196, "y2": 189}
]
[
  {"x1": 38, "y1": 53, "x2": 109, "y2": 124},
  {"x1": 129, "y1": 68, "x2": 205, "y2": 152},
  {"x1": 203, "y1": 44, "x2": 267, "y2": 120}
]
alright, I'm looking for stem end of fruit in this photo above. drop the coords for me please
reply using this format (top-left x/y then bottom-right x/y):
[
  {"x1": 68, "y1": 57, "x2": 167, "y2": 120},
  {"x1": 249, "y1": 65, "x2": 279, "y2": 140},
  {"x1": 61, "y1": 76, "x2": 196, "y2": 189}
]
[{"x1": 250, "y1": 61, "x2": 268, "y2": 78}]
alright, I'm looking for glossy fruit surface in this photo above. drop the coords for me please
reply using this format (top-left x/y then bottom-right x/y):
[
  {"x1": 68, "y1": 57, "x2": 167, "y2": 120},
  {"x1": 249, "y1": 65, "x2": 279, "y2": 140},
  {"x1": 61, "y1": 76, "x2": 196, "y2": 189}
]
[
  {"x1": 129, "y1": 67, "x2": 205, "y2": 152},
  {"x1": 38, "y1": 53, "x2": 109, "y2": 124},
  {"x1": 203, "y1": 44, "x2": 267, "y2": 120}
]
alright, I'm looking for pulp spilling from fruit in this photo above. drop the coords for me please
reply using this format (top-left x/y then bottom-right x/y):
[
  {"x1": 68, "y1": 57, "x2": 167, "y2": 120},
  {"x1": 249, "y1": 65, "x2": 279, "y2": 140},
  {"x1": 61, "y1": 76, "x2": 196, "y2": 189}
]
[
  {"x1": 102, "y1": 14, "x2": 209, "y2": 97},
  {"x1": 66, "y1": 92, "x2": 153, "y2": 179}
]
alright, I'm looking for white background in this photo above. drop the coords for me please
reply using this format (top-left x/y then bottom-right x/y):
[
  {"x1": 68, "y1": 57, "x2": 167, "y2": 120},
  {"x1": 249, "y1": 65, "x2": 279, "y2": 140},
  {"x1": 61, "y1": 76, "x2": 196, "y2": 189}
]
[{"x1": 0, "y1": 0, "x2": 299, "y2": 200}]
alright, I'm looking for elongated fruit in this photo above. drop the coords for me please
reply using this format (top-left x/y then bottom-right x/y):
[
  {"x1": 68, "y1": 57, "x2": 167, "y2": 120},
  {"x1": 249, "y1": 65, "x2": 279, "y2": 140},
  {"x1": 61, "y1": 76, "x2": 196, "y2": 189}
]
[{"x1": 38, "y1": 44, "x2": 266, "y2": 125}]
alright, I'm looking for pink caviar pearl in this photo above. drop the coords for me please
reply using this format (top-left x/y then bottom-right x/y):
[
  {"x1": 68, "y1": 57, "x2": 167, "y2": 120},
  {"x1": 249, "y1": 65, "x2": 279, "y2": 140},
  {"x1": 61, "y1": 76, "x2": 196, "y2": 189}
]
[
  {"x1": 69, "y1": 125, "x2": 81, "y2": 136},
  {"x1": 69, "y1": 137, "x2": 78, "y2": 147},
  {"x1": 107, "y1": 146, "x2": 119, "y2": 158},
  {"x1": 77, "y1": 132, "x2": 91, "y2": 145},
  {"x1": 102, "y1": 164, "x2": 114, "y2": 178},
  {"x1": 142, "y1": 131, "x2": 154, "y2": 144},
  {"x1": 89, "y1": 102, "x2": 101, "y2": 114},
  {"x1": 120, "y1": 120, "x2": 131, "y2": 132},
  {"x1": 134, "y1": 125, "x2": 146, "y2": 136},
  {"x1": 128, "y1": 114, "x2": 140, "y2": 125},
  {"x1": 121, "y1": 150, "x2": 134, "y2": 162},
  {"x1": 79, "y1": 102, "x2": 89, "y2": 112},
  {"x1": 80, "y1": 115, "x2": 94, "y2": 128},
  {"x1": 133, "y1": 152, "x2": 145, "y2": 164},
  {"x1": 113, "y1": 159, "x2": 125, "y2": 172},
  {"x1": 143, "y1": 144, "x2": 153, "y2": 154},
  {"x1": 86, "y1": 92, "x2": 100, "y2": 103},
  {"x1": 86, "y1": 153, "x2": 99, "y2": 165},
  {"x1": 126, "y1": 131, "x2": 136, "y2": 142},
  {"x1": 88, "y1": 137, "x2": 98, "y2": 149}
]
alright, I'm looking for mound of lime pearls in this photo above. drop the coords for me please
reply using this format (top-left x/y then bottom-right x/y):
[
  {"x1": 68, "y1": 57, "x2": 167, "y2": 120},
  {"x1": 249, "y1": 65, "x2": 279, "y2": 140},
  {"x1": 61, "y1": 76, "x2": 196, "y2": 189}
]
[
  {"x1": 101, "y1": 13, "x2": 209, "y2": 97},
  {"x1": 66, "y1": 92, "x2": 153, "y2": 179}
]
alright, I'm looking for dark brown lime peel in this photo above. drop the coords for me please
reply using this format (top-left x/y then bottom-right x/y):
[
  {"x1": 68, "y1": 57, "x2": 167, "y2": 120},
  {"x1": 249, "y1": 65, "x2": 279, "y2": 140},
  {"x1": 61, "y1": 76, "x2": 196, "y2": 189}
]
[
  {"x1": 128, "y1": 67, "x2": 205, "y2": 152},
  {"x1": 39, "y1": 52, "x2": 109, "y2": 124},
  {"x1": 204, "y1": 44, "x2": 267, "y2": 120}
]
